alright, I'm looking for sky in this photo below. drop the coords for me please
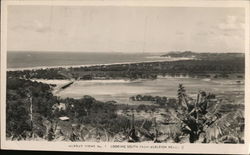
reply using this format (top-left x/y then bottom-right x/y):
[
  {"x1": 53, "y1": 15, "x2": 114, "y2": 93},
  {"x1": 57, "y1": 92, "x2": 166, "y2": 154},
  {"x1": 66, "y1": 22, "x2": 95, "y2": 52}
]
[{"x1": 7, "y1": 5, "x2": 245, "y2": 53}]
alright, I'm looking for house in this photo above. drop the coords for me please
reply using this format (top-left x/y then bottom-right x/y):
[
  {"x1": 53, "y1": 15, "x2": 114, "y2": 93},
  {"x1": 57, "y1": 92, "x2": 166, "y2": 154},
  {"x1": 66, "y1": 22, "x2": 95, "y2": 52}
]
[{"x1": 52, "y1": 103, "x2": 67, "y2": 112}]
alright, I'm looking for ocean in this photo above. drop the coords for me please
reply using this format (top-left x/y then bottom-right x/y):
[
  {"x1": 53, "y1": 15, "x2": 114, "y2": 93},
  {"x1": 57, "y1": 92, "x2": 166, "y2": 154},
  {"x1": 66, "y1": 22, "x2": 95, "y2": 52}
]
[{"x1": 7, "y1": 51, "x2": 170, "y2": 69}]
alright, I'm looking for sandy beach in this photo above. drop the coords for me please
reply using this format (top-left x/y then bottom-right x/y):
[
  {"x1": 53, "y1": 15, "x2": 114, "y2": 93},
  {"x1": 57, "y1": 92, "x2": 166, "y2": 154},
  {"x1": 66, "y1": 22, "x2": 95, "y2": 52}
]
[{"x1": 7, "y1": 57, "x2": 194, "y2": 71}]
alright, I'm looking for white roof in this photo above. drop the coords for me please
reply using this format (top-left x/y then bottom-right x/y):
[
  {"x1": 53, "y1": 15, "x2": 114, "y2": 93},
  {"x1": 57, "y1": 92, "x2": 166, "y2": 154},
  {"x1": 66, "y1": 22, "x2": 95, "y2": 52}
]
[{"x1": 59, "y1": 116, "x2": 70, "y2": 121}]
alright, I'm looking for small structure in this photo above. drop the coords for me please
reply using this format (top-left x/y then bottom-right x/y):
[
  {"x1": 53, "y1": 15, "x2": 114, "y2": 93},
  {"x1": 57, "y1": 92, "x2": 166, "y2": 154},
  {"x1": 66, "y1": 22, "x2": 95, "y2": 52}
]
[
  {"x1": 58, "y1": 103, "x2": 66, "y2": 111},
  {"x1": 52, "y1": 103, "x2": 67, "y2": 112},
  {"x1": 59, "y1": 116, "x2": 70, "y2": 121}
]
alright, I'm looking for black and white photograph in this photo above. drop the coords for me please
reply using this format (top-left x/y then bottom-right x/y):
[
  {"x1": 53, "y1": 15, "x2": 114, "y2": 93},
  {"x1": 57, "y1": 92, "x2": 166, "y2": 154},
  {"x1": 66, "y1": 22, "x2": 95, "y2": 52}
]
[{"x1": 1, "y1": 0, "x2": 249, "y2": 154}]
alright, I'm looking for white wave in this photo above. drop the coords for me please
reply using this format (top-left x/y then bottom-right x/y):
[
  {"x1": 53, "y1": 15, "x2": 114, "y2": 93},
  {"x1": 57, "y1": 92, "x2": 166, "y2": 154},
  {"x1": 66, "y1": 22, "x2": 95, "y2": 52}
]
[{"x1": 31, "y1": 79, "x2": 70, "y2": 85}]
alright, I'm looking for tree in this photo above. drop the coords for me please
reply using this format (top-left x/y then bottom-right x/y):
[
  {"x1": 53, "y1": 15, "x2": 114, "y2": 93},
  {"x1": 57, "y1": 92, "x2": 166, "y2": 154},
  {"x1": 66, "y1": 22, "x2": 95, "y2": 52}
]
[
  {"x1": 166, "y1": 84, "x2": 244, "y2": 143},
  {"x1": 75, "y1": 95, "x2": 95, "y2": 118},
  {"x1": 6, "y1": 100, "x2": 31, "y2": 139},
  {"x1": 177, "y1": 84, "x2": 189, "y2": 110}
]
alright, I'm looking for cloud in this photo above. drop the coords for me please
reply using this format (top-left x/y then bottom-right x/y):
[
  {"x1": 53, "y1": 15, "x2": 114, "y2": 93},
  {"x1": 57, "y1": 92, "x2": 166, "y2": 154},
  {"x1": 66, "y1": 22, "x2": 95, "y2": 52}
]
[
  {"x1": 33, "y1": 20, "x2": 51, "y2": 32},
  {"x1": 217, "y1": 15, "x2": 244, "y2": 31},
  {"x1": 11, "y1": 20, "x2": 51, "y2": 33},
  {"x1": 196, "y1": 32, "x2": 209, "y2": 36},
  {"x1": 175, "y1": 31, "x2": 184, "y2": 35},
  {"x1": 207, "y1": 15, "x2": 245, "y2": 38},
  {"x1": 196, "y1": 21, "x2": 204, "y2": 26}
]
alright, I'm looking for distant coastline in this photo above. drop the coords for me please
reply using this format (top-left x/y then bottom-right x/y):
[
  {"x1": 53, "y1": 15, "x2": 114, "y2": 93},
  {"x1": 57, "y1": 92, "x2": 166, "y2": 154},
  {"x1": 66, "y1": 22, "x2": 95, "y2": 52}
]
[{"x1": 7, "y1": 57, "x2": 194, "y2": 71}]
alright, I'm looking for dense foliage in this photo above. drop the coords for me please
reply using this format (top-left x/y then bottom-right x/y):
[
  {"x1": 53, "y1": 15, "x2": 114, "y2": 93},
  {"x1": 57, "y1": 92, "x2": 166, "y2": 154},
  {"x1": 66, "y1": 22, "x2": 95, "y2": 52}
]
[
  {"x1": 6, "y1": 78, "x2": 134, "y2": 141},
  {"x1": 6, "y1": 77, "x2": 245, "y2": 143},
  {"x1": 6, "y1": 78, "x2": 57, "y2": 139},
  {"x1": 163, "y1": 84, "x2": 244, "y2": 143},
  {"x1": 130, "y1": 94, "x2": 178, "y2": 108}
]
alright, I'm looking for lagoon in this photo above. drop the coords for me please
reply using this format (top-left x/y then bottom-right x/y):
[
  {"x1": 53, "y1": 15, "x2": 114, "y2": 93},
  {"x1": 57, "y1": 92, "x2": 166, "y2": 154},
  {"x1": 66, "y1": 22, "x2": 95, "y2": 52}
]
[{"x1": 35, "y1": 76, "x2": 244, "y2": 105}]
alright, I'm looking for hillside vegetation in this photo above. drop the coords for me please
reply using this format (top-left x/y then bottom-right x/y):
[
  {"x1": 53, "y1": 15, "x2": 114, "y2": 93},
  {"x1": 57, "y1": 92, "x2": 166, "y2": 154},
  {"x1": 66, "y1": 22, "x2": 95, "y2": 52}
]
[{"x1": 6, "y1": 77, "x2": 244, "y2": 143}]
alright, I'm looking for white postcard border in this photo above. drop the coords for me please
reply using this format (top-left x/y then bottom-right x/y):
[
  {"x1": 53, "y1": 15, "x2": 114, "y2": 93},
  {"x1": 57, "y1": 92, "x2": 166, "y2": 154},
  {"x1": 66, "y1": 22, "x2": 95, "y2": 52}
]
[{"x1": 1, "y1": 0, "x2": 249, "y2": 154}]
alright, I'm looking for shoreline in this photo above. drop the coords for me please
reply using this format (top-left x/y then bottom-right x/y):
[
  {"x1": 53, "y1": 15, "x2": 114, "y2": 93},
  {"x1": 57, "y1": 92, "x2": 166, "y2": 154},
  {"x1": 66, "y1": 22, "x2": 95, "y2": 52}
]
[{"x1": 7, "y1": 57, "x2": 194, "y2": 71}]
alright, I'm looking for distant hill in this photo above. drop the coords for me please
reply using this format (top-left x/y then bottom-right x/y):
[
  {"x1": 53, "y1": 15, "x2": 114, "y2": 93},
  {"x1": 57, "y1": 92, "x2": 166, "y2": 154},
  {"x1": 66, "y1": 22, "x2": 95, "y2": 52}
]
[
  {"x1": 161, "y1": 51, "x2": 196, "y2": 58},
  {"x1": 161, "y1": 51, "x2": 244, "y2": 60}
]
